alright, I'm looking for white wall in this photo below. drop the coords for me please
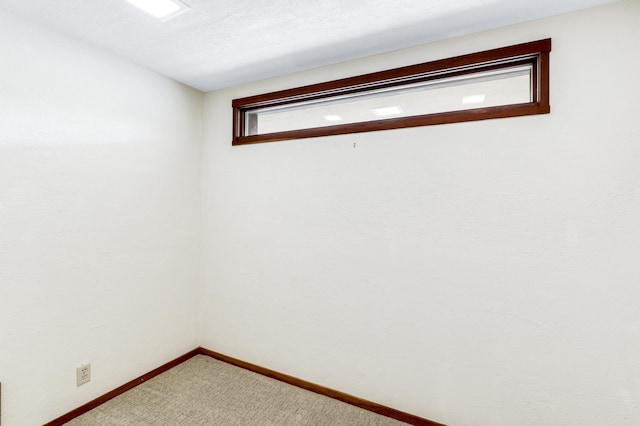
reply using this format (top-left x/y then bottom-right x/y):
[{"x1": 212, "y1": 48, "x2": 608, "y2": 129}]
[
  {"x1": 200, "y1": 1, "x2": 640, "y2": 425},
  {"x1": 0, "y1": 9, "x2": 203, "y2": 425},
  {"x1": 1, "y1": 1, "x2": 638, "y2": 425}
]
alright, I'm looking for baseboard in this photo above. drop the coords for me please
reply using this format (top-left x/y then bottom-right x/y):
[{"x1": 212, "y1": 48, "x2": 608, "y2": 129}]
[
  {"x1": 44, "y1": 346, "x2": 444, "y2": 426},
  {"x1": 197, "y1": 347, "x2": 444, "y2": 426},
  {"x1": 43, "y1": 348, "x2": 200, "y2": 425}
]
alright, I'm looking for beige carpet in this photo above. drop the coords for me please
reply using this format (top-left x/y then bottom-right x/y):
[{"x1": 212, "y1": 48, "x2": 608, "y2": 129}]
[{"x1": 67, "y1": 355, "x2": 408, "y2": 425}]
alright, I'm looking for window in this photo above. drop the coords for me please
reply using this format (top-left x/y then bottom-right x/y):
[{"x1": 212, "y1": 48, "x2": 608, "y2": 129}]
[{"x1": 232, "y1": 39, "x2": 550, "y2": 145}]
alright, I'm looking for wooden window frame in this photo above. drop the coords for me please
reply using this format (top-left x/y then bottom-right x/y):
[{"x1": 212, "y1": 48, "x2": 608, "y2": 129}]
[{"x1": 232, "y1": 39, "x2": 551, "y2": 146}]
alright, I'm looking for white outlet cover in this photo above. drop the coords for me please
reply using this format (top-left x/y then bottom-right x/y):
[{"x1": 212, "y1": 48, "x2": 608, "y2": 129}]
[{"x1": 76, "y1": 364, "x2": 91, "y2": 387}]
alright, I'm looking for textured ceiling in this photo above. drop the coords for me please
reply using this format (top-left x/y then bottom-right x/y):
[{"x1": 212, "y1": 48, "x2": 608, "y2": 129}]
[{"x1": 0, "y1": 0, "x2": 616, "y2": 92}]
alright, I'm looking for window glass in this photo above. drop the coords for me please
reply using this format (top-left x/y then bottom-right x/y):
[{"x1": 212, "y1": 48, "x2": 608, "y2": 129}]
[{"x1": 233, "y1": 39, "x2": 550, "y2": 145}]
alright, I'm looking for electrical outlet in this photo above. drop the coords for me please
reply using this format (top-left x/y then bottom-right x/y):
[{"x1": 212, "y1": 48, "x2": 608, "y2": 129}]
[{"x1": 76, "y1": 364, "x2": 91, "y2": 387}]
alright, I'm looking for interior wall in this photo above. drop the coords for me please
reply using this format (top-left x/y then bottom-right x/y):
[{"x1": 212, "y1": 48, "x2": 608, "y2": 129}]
[
  {"x1": 0, "y1": 9, "x2": 203, "y2": 425},
  {"x1": 200, "y1": 1, "x2": 640, "y2": 425}
]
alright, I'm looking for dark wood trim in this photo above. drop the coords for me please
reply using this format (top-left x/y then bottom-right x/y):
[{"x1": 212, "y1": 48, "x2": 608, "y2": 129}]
[
  {"x1": 43, "y1": 348, "x2": 201, "y2": 426},
  {"x1": 43, "y1": 346, "x2": 444, "y2": 426},
  {"x1": 233, "y1": 102, "x2": 549, "y2": 145},
  {"x1": 538, "y1": 49, "x2": 551, "y2": 108},
  {"x1": 197, "y1": 347, "x2": 445, "y2": 426},
  {"x1": 234, "y1": 39, "x2": 550, "y2": 108},
  {"x1": 232, "y1": 38, "x2": 551, "y2": 145}
]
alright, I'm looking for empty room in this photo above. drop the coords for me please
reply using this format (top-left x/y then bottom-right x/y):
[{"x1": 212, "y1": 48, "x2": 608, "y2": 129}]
[{"x1": 1, "y1": 0, "x2": 639, "y2": 424}]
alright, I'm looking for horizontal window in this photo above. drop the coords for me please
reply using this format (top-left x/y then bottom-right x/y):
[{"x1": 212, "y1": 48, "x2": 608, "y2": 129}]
[{"x1": 232, "y1": 39, "x2": 550, "y2": 145}]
